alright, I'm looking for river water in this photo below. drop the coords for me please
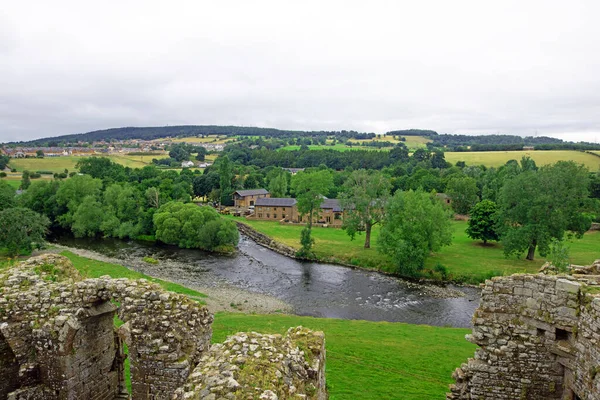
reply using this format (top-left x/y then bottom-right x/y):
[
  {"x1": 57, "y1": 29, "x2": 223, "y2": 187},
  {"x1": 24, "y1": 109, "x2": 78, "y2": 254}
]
[{"x1": 53, "y1": 235, "x2": 480, "y2": 328}]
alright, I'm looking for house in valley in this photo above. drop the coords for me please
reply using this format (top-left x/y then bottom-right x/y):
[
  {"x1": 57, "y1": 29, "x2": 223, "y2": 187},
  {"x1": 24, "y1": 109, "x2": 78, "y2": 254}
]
[
  {"x1": 233, "y1": 188, "x2": 270, "y2": 208},
  {"x1": 254, "y1": 198, "x2": 297, "y2": 221}
]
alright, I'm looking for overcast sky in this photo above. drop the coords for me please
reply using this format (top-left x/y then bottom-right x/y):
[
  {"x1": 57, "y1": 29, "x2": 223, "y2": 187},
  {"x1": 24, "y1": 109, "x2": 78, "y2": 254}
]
[{"x1": 1, "y1": 0, "x2": 600, "y2": 143}]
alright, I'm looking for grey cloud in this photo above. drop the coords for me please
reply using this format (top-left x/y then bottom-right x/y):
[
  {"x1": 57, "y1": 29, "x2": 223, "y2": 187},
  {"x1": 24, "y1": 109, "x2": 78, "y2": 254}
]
[{"x1": 1, "y1": 0, "x2": 600, "y2": 142}]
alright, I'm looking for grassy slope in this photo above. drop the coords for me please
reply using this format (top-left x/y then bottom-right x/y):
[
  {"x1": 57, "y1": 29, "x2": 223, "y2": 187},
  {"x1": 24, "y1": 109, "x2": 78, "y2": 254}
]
[
  {"x1": 229, "y1": 217, "x2": 600, "y2": 282},
  {"x1": 444, "y1": 150, "x2": 600, "y2": 171},
  {"x1": 213, "y1": 313, "x2": 474, "y2": 400},
  {"x1": 60, "y1": 251, "x2": 207, "y2": 301},
  {"x1": 0, "y1": 251, "x2": 476, "y2": 399},
  {"x1": 9, "y1": 154, "x2": 171, "y2": 172}
]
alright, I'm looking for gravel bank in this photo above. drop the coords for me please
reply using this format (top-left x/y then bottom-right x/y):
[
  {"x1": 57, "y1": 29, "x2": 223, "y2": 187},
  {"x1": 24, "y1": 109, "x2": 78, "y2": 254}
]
[{"x1": 47, "y1": 245, "x2": 293, "y2": 315}]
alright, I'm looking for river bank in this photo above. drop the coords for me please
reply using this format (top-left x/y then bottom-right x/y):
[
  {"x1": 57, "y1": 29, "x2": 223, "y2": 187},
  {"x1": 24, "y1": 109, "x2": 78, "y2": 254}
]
[
  {"x1": 49, "y1": 244, "x2": 293, "y2": 314},
  {"x1": 236, "y1": 220, "x2": 468, "y2": 298}
]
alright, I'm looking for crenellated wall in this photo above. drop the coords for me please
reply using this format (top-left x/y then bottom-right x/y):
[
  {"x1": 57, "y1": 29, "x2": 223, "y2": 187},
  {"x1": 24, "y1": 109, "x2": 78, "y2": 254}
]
[{"x1": 448, "y1": 268, "x2": 600, "y2": 400}]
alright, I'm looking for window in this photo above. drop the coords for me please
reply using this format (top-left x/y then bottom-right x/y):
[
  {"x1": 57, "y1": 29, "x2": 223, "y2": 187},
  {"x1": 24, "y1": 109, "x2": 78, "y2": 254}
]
[
  {"x1": 556, "y1": 328, "x2": 570, "y2": 341},
  {"x1": 274, "y1": 214, "x2": 277, "y2": 219},
  {"x1": 274, "y1": 207, "x2": 277, "y2": 211},
  {"x1": 258, "y1": 213, "x2": 262, "y2": 218},
  {"x1": 334, "y1": 213, "x2": 342, "y2": 220},
  {"x1": 267, "y1": 213, "x2": 270, "y2": 218},
  {"x1": 250, "y1": 200, "x2": 255, "y2": 206}
]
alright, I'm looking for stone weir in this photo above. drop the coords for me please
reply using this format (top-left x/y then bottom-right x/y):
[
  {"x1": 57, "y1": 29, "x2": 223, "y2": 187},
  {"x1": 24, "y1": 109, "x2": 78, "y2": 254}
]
[
  {"x1": 448, "y1": 260, "x2": 600, "y2": 400},
  {"x1": 0, "y1": 254, "x2": 327, "y2": 400}
]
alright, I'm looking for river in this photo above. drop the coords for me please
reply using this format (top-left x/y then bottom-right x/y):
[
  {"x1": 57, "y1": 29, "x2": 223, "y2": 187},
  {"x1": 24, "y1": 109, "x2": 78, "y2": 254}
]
[{"x1": 53, "y1": 235, "x2": 480, "y2": 328}]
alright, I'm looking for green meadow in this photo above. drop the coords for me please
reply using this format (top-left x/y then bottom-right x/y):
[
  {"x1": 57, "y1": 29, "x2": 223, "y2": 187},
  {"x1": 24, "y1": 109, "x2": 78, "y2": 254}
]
[{"x1": 444, "y1": 150, "x2": 600, "y2": 171}]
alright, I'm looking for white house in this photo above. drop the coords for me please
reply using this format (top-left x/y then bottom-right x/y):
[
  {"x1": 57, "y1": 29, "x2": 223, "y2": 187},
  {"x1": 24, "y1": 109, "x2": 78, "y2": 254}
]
[{"x1": 181, "y1": 161, "x2": 195, "y2": 168}]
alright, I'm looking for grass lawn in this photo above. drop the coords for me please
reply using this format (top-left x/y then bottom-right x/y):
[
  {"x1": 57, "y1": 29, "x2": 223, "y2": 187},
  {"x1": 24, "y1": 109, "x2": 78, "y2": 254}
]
[
  {"x1": 59, "y1": 250, "x2": 207, "y2": 302},
  {"x1": 213, "y1": 313, "x2": 474, "y2": 400},
  {"x1": 1, "y1": 179, "x2": 22, "y2": 188},
  {"x1": 229, "y1": 217, "x2": 600, "y2": 283},
  {"x1": 444, "y1": 150, "x2": 600, "y2": 171},
  {"x1": 10, "y1": 156, "x2": 81, "y2": 173}
]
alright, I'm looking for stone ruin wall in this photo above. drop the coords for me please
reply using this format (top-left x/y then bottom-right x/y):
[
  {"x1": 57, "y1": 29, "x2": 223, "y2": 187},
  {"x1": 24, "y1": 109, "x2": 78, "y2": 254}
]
[
  {"x1": 448, "y1": 264, "x2": 600, "y2": 400},
  {"x1": 0, "y1": 254, "x2": 327, "y2": 400}
]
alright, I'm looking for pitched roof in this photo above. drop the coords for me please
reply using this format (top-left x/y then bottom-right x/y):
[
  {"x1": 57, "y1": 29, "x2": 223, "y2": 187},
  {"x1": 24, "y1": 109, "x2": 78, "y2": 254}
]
[
  {"x1": 320, "y1": 199, "x2": 342, "y2": 212},
  {"x1": 234, "y1": 188, "x2": 269, "y2": 197},
  {"x1": 256, "y1": 197, "x2": 297, "y2": 207}
]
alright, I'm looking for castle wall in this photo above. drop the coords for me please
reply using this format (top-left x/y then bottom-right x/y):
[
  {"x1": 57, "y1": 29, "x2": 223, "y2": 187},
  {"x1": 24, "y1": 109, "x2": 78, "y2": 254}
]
[{"x1": 448, "y1": 273, "x2": 600, "y2": 400}]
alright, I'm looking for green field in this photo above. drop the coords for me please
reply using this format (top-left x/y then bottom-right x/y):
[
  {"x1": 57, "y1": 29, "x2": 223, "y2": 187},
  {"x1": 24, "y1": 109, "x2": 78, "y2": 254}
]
[
  {"x1": 213, "y1": 313, "x2": 474, "y2": 400},
  {"x1": 0, "y1": 251, "x2": 475, "y2": 399},
  {"x1": 444, "y1": 150, "x2": 600, "y2": 171},
  {"x1": 6, "y1": 153, "x2": 208, "y2": 173},
  {"x1": 229, "y1": 217, "x2": 600, "y2": 283},
  {"x1": 350, "y1": 135, "x2": 431, "y2": 150}
]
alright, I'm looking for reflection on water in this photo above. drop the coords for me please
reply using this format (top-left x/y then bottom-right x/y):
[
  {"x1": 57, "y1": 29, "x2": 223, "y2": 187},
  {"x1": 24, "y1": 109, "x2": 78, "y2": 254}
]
[{"x1": 53, "y1": 235, "x2": 480, "y2": 328}]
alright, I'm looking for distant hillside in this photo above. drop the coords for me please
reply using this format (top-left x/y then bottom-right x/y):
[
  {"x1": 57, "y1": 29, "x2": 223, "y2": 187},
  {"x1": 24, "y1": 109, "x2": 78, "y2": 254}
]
[{"x1": 9, "y1": 125, "x2": 377, "y2": 146}]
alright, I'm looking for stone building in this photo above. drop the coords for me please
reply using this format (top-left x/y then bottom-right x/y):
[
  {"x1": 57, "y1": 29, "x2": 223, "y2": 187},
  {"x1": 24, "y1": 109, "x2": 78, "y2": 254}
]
[
  {"x1": 250, "y1": 198, "x2": 344, "y2": 227},
  {"x1": 448, "y1": 261, "x2": 600, "y2": 400},
  {"x1": 232, "y1": 188, "x2": 270, "y2": 209},
  {"x1": 0, "y1": 254, "x2": 327, "y2": 400}
]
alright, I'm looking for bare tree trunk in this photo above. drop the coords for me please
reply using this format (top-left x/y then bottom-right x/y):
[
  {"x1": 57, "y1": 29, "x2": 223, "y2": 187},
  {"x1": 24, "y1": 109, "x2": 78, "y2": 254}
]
[
  {"x1": 526, "y1": 239, "x2": 537, "y2": 260},
  {"x1": 364, "y1": 222, "x2": 372, "y2": 249}
]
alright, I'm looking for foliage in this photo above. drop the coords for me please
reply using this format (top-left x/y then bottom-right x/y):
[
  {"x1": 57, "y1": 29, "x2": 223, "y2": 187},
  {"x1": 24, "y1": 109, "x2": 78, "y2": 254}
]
[
  {"x1": 0, "y1": 207, "x2": 49, "y2": 256},
  {"x1": 378, "y1": 190, "x2": 453, "y2": 276},
  {"x1": 218, "y1": 156, "x2": 234, "y2": 206},
  {"x1": 0, "y1": 181, "x2": 15, "y2": 211},
  {"x1": 291, "y1": 170, "x2": 333, "y2": 228},
  {"x1": 267, "y1": 169, "x2": 289, "y2": 198},
  {"x1": 169, "y1": 143, "x2": 191, "y2": 162},
  {"x1": 153, "y1": 202, "x2": 239, "y2": 251},
  {"x1": 296, "y1": 227, "x2": 315, "y2": 258},
  {"x1": 340, "y1": 170, "x2": 391, "y2": 248},
  {"x1": 21, "y1": 170, "x2": 31, "y2": 190},
  {"x1": 72, "y1": 196, "x2": 104, "y2": 237},
  {"x1": 55, "y1": 175, "x2": 103, "y2": 227},
  {"x1": 547, "y1": 238, "x2": 571, "y2": 273},
  {"x1": 0, "y1": 155, "x2": 9, "y2": 170},
  {"x1": 497, "y1": 161, "x2": 593, "y2": 260},
  {"x1": 446, "y1": 176, "x2": 479, "y2": 215},
  {"x1": 466, "y1": 200, "x2": 499, "y2": 244}
]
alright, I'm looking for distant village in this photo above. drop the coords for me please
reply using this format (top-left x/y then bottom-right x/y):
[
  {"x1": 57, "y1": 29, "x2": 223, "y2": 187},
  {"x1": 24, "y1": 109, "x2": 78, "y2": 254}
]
[{"x1": 0, "y1": 138, "x2": 225, "y2": 159}]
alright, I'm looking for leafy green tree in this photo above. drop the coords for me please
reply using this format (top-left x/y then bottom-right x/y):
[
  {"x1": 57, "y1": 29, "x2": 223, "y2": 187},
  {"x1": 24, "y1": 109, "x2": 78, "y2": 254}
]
[
  {"x1": 291, "y1": 170, "x2": 333, "y2": 230},
  {"x1": 340, "y1": 170, "x2": 391, "y2": 248},
  {"x1": 169, "y1": 144, "x2": 191, "y2": 162},
  {"x1": 0, "y1": 181, "x2": 15, "y2": 211},
  {"x1": 72, "y1": 196, "x2": 104, "y2": 237},
  {"x1": 446, "y1": 176, "x2": 479, "y2": 214},
  {"x1": 379, "y1": 189, "x2": 452, "y2": 276},
  {"x1": 17, "y1": 180, "x2": 61, "y2": 221},
  {"x1": 153, "y1": 202, "x2": 239, "y2": 251},
  {"x1": 21, "y1": 170, "x2": 31, "y2": 190},
  {"x1": 497, "y1": 161, "x2": 592, "y2": 260},
  {"x1": 267, "y1": 169, "x2": 289, "y2": 198},
  {"x1": 36, "y1": 150, "x2": 44, "y2": 158},
  {"x1": 466, "y1": 200, "x2": 499, "y2": 244},
  {"x1": 55, "y1": 175, "x2": 102, "y2": 227},
  {"x1": 195, "y1": 147, "x2": 207, "y2": 161},
  {"x1": 0, "y1": 207, "x2": 49, "y2": 256},
  {"x1": 218, "y1": 156, "x2": 234, "y2": 206}
]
